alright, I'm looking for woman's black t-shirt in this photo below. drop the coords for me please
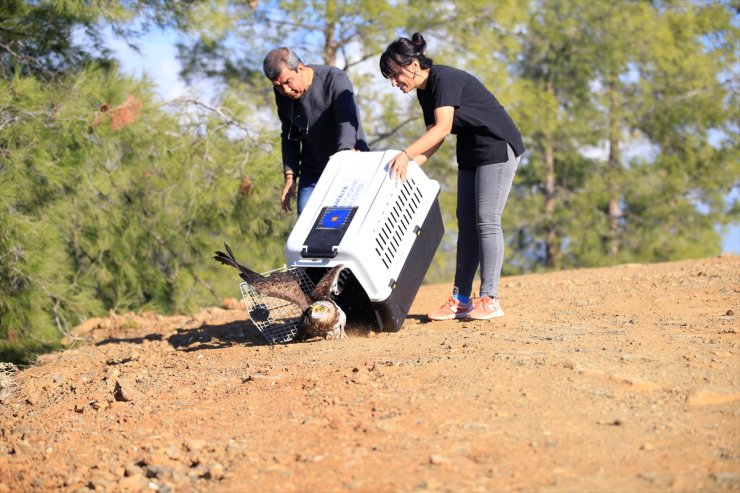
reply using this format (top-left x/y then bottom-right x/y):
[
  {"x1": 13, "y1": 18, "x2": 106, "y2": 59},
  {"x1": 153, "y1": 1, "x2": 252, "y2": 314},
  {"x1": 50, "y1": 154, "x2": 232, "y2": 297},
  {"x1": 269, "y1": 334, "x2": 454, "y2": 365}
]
[{"x1": 417, "y1": 65, "x2": 524, "y2": 168}]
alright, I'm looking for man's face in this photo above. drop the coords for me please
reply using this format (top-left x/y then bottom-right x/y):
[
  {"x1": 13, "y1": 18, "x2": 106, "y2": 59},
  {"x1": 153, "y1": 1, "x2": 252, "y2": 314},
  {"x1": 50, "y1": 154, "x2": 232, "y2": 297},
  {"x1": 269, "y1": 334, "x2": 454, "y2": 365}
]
[{"x1": 272, "y1": 64, "x2": 308, "y2": 99}]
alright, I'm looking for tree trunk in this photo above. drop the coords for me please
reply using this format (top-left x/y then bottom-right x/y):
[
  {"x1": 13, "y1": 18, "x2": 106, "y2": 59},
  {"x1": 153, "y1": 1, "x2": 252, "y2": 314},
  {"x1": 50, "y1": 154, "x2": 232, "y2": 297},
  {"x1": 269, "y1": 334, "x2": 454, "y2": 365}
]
[
  {"x1": 544, "y1": 79, "x2": 561, "y2": 269},
  {"x1": 607, "y1": 72, "x2": 622, "y2": 258},
  {"x1": 322, "y1": 0, "x2": 337, "y2": 66}
]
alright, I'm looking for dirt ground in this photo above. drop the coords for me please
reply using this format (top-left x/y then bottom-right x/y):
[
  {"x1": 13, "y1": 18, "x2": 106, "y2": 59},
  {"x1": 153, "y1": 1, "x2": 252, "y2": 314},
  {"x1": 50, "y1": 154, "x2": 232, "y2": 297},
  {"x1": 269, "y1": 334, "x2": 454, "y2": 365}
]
[{"x1": 0, "y1": 255, "x2": 738, "y2": 493}]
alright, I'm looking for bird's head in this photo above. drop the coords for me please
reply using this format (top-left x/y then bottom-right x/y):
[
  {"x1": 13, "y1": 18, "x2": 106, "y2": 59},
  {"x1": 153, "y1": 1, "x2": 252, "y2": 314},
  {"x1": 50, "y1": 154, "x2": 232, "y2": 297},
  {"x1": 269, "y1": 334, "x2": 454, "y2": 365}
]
[{"x1": 308, "y1": 300, "x2": 336, "y2": 321}]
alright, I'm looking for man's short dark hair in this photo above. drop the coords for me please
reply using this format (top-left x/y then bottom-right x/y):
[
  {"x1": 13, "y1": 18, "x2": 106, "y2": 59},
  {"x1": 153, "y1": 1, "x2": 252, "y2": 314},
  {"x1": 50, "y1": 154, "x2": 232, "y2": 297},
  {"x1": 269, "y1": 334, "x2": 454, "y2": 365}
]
[{"x1": 263, "y1": 47, "x2": 304, "y2": 80}]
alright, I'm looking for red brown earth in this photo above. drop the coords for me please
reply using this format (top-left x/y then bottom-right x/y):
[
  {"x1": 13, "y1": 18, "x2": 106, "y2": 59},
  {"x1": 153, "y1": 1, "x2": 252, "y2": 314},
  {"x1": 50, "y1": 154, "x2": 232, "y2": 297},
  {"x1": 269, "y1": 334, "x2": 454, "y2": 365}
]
[{"x1": 1, "y1": 255, "x2": 738, "y2": 493}]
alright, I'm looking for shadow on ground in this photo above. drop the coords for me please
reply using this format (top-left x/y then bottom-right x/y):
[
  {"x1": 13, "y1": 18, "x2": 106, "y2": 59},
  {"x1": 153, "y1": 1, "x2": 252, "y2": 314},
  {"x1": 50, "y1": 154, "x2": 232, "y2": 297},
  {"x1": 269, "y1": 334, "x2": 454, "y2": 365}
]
[
  {"x1": 167, "y1": 320, "x2": 268, "y2": 350},
  {"x1": 94, "y1": 318, "x2": 380, "y2": 351},
  {"x1": 93, "y1": 320, "x2": 270, "y2": 350},
  {"x1": 95, "y1": 333, "x2": 164, "y2": 346}
]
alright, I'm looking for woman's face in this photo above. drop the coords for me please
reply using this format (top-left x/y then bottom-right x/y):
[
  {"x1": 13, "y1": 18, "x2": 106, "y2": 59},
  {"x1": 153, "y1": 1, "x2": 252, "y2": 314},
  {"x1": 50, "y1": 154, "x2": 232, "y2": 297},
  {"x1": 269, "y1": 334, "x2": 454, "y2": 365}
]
[{"x1": 389, "y1": 60, "x2": 421, "y2": 94}]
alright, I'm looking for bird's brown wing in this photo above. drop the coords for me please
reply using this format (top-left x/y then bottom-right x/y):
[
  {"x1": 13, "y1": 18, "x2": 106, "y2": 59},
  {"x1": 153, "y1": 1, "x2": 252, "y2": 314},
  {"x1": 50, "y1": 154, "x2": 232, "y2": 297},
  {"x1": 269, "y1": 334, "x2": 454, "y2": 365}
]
[
  {"x1": 213, "y1": 243, "x2": 311, "y2": 310},
  {"x1": 309, "y1": 265, "x2": 345, "y2": 301},
  {"x1": 249, "y1": 270, "x2": 311, "y2": 311}
]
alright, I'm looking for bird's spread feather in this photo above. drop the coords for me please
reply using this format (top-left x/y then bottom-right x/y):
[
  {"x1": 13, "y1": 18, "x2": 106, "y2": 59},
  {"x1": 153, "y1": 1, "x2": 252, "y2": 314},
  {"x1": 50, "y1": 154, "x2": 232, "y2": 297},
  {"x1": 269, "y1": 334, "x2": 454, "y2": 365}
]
[
  {"x1": 310, "y1": 265, "x2": 344, "y2": 301},
  {"x1": 213, "y1": 243, "x2": 347, "y2": 341},
  {"x1": 213, "y1": 244, "x2": 311, "y2": 310}
]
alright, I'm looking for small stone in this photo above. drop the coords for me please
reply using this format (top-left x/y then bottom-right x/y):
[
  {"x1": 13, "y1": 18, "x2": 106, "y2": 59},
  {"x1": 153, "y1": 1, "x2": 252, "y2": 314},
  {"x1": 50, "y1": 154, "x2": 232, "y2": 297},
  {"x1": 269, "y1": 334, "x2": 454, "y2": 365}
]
[
  {"x1": 145, "y1": 465, "x2": 165, "y2": 479},
  {"x1": 113, "y1": 379, "x2": 143, "y2": 403},
  {"x1": 352, "y1": 373, "x2": 370, "y2": 385},
  {"x1": 638, "y1": 472, "x2": 657, "y2": 483},
  {"x1": 184, "y1": 438, "x2": 207, "y2": 452},
  {"x1": 295, "y1": 453, "x2": 324, "y2": 463},
  {"x1": 165, "y1": 445, "x2": 181, "y2": 460},
  {"x1": 429, "y1": 454, "x2": 449, "y2": 465},
  {"x1": 123, "y1": 462, "x2": 141, "y2": 477},
  {"x1": 25, "y1": 390, "x2": 42, "y2": 406},
  {"x1": 208, "y1": 463, "x2": 225, "y2": 480}
]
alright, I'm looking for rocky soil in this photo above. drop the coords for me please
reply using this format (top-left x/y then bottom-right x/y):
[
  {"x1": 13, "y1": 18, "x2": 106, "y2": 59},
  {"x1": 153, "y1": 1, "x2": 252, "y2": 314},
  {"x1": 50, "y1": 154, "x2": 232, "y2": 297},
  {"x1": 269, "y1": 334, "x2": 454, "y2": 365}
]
[{"x1": 0, "y1": 255, "x2": 738, "y2": 493}]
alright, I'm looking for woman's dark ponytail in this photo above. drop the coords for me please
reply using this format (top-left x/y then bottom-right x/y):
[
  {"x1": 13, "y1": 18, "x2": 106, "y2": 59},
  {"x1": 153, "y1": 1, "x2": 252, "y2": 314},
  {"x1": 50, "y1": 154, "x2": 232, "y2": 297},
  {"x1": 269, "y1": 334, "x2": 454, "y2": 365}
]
[
  {"x1": 380, "y1": 32, "x2": 433, "y2": 79},
  {"x1": 410, "y1": 33, "x2": 427, "y2": 57}
]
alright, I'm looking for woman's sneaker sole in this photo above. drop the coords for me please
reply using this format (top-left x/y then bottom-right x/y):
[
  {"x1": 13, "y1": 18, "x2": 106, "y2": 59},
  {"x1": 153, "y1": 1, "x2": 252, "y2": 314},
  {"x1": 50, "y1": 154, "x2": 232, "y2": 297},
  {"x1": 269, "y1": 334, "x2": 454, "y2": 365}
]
[
  {"x1": 428, "y1": 310, "x2": 473, "y2": 321},
  {"x1": 468, "y1": 308, "x2": 504, "y2": 320}
]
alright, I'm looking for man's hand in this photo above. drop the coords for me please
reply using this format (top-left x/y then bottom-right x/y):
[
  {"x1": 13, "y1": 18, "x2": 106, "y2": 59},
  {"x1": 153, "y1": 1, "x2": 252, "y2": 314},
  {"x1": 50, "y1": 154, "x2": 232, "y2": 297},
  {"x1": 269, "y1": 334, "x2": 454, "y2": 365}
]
[{"x1": 281, "y1": 176, "x2": 296, "y2": 212}]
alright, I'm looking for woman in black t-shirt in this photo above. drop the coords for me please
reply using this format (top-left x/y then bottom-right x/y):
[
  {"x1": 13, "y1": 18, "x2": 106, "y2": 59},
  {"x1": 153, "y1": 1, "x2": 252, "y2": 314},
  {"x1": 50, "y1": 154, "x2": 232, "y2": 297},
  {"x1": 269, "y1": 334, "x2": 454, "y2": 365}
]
[{"x1": 380, "y1": 32, "x2": 524, "y2": 321}]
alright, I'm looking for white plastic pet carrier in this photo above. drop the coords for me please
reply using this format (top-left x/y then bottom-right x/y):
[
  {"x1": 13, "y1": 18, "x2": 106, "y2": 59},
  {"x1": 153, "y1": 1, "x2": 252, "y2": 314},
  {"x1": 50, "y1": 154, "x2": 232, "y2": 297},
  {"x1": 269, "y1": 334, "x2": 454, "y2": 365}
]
[{"x1": 284, "y1": 150, "x2": 444, "y2": 332}]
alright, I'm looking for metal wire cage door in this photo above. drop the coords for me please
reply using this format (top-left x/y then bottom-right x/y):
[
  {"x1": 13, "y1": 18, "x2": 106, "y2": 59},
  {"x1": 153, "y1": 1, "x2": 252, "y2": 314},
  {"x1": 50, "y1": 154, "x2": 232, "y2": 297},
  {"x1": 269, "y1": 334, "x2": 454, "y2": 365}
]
[{"x1": 238, "y1": 267, "x2": 315, "y2": 344}]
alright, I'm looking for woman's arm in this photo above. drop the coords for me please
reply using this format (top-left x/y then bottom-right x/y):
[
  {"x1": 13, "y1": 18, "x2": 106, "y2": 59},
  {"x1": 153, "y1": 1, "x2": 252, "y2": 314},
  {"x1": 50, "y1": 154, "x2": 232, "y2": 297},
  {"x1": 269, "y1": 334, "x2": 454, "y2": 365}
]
[
  {"x1": 413, "y1": 126, "x2": 443, "y2": 166},
  {"x1": 388, "y1": 106, "x2": 454, "y2": 181}
]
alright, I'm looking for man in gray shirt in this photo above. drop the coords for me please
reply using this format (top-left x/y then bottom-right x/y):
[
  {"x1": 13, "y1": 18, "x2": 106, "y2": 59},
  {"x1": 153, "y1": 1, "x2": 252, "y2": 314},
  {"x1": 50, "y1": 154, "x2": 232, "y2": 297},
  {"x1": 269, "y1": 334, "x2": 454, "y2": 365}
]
[{"x1": 263, "y1": 48, "x2": 369, "y2": 215}]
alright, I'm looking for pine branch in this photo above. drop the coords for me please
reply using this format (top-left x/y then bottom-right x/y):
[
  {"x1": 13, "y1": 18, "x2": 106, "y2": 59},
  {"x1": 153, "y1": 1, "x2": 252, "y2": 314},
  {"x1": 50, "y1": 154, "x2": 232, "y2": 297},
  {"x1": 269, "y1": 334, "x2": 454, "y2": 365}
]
[
  {"x1": 162, "y1": 97, "x2": 257, "y2": 137},
  {"x1": 0, "y1": 41, "x2": 50, "y2": 77}
]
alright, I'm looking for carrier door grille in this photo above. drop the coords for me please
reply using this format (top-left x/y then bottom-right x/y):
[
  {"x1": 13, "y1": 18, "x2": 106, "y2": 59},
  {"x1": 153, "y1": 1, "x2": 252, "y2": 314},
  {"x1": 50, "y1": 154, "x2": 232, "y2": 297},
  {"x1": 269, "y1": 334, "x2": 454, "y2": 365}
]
[{"x1": 373, "y1": 178, "x2": 422, "y2": 269}]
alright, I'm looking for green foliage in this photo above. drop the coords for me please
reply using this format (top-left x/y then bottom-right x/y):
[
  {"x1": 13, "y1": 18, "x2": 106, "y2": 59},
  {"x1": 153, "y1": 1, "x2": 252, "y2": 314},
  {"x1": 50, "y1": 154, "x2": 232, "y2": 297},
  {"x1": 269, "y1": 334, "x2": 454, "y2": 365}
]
[
  {"x1": 503, "y1": 0, "x2": 737, "y2": 269},
  {"x1": 0, "y1": 65, "x2": 291, "y2": 361}
]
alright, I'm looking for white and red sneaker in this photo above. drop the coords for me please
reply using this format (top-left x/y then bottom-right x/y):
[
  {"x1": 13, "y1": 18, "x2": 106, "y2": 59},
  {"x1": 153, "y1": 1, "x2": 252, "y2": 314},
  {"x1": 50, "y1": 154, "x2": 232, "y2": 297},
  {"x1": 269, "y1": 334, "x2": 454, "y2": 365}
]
[
  {"x1": 427, "y1": 297, "x2": 473, "y2": 321},
  {"x1": 468, "y1": 296, "x2": 505, "y2": 320}
]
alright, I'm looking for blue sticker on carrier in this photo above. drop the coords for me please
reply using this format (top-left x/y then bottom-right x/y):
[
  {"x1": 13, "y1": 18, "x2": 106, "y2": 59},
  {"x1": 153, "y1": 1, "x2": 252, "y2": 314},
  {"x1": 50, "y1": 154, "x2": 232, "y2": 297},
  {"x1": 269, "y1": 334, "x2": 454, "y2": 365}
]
[{"x1": 319, "y1": 207, "x2": 354, "y2": 230}]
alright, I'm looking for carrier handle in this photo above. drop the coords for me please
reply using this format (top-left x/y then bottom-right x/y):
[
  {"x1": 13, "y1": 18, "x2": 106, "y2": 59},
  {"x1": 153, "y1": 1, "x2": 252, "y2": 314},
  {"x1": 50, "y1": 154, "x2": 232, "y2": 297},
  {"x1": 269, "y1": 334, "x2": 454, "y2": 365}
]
[{"x1": 301, "y1": 246, "x2": 338, "y2": 259}]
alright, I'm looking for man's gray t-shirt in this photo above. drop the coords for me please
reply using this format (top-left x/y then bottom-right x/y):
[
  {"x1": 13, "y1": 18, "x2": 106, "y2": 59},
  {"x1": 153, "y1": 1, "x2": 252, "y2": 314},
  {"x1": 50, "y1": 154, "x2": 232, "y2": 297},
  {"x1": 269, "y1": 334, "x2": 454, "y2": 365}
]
[{"x1": 274, "y1": 65, "x2": 369, "y2": 176}]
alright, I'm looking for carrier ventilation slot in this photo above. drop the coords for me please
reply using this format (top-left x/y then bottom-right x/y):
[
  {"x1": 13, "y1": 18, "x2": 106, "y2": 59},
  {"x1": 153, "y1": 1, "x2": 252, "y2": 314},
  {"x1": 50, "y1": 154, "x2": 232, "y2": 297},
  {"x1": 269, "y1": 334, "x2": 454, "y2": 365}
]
[{"x1": 373, "y1": 178, "x2": 421, "y2": 269}]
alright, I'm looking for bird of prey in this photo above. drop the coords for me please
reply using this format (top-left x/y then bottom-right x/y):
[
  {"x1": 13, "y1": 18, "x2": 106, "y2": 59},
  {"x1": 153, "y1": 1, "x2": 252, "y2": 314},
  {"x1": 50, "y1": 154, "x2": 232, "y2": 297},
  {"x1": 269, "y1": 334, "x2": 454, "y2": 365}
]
[{"x1": 213, "y1": 243, "x2": 347, "y2": 341}]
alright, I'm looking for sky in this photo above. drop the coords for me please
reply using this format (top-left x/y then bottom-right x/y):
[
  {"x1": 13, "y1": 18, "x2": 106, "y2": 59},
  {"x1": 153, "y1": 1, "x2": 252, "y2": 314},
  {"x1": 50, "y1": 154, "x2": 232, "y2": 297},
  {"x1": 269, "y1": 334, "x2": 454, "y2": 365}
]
[
  {"x1": 105, "y1": 30, "x2": 739, "y2": 256},
  {"x1": 105, "y1": 29, "x2": 184, "y2": 99}
]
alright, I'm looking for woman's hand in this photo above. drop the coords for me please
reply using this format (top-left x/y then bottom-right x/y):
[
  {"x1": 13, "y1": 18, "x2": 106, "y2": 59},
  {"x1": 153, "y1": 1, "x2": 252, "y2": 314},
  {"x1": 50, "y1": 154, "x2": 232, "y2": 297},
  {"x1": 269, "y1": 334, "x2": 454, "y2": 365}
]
[
  {"x1": 281, "y1": 176, "x2": 296, "y2": 212},
  {"x1": 389, "y1": 106, "x2": 454, "y2": 182},
  {"x1": 389, "y1": 149, "x2": 411, "y2": 182}
]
